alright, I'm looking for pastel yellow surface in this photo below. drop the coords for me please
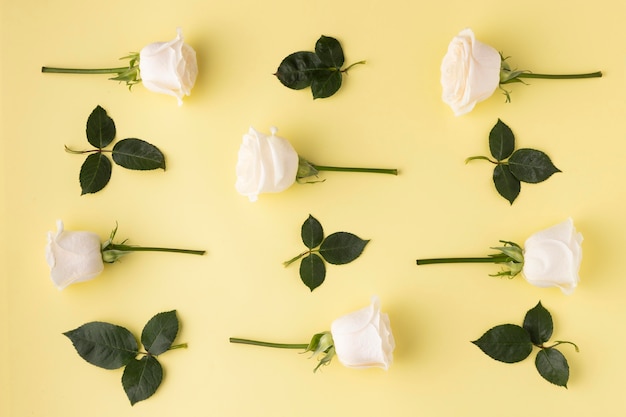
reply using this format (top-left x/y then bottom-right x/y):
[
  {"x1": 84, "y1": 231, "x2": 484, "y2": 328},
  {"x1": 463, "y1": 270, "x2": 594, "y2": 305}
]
[{"x1": 2, "y1": 0, "x2": 625, "y2": 415}]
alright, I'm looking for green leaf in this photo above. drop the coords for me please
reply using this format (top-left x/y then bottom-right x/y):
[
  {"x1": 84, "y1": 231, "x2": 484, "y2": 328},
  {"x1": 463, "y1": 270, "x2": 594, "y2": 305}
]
[
  {"x1": 319, "y1": 231, "x2": 369, "y2": 265},
  {"x1": 492, "y1": 164, "x2": 520, "y2": 204},
  {"x1": 489, "y1": 119, "x2": 515, "y2": 161},
  {"x1": 301, "y1": 214, "x2": 324, "y2": 249},
  {"x1": 472, "y1": 324, "x2": 533, "y2": 363},
  {"x1": 311, "y1": 70, "x2": 342, "y2": 99},
  {"x1": 63, "y1": 322, "x2": 138, "y2": 369},
  {"x1": 535, "y1": 348, "x2": 569, "y2": 387},
  {"x1": 112, "y1": 138, "x2": 166, "y2": 170},
  {"x1": 275, "y1": 51, "x2": 322, "y2": 90},
  {"x1": 141, "y1": 311, "x2": 179, "y2": 356},
  {"x1": 299, "y1": 253, "x2": 326, "y2": 291},
  {"x1": 79, "y1": 152, "x2": 112, "y2": 195},
  {"x1": 523, "y1": 301, "x2": 553, "y2": 345},
  {"x1": 122, "y1": 356, "x2": 163, "y2": 405},
  {"x1": 86, "y1": 105, "x2": 116, "y2": 148},
  {"x1": 315, "y1": 35, "x2": 344, "y2": 67},
  {"x1": 508, "y1": 148, "x2": 561, "y2": 183}
]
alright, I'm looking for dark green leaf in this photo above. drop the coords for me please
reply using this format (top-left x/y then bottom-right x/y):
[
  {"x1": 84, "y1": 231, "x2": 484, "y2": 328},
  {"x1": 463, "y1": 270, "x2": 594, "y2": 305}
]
[
  {"x1": 311, "y1": 70, "x2": 342, "y2": 99},
  {"x1": 301, "y1": 214, "x2": 324, "y2": 249},
  {"x1": 508, "y1": 148, "x2": 561, "y2": 183},
  {"x1": 86, "y1": 105, "x2": 116, "y2": 148},
  {"x1": 141, "y1": 311, "x2": 179, "y2": 356},
  {"x1": 112, "y1": 138, "x2": 166, "y2": 170},
  {"x1": 489, "y1": 119, "x2": 515, "y2": 161},
  {"x1": 535, "y1": 348, "x2": 569, "y2": 387},
  {"x1": 493, "y1": 164, "x2": 520, "y2": 204},
  {"x1": 122, "y1": 356, "x2": 163, "y2": 405},
  {"x1": 319, "y1": 231, "x2": 369, "y2": 265},
  {"x1": 275, "y1": 51, "x2": 322, "y2": 90},
  {"x1": 63, "y1": 322, "x2": 138, "y2": 369},
  {"x1": 523, "y1": 301, "x2": 553, "y2": 345},
  {"x1": 79, "y1": 152, "x2": 112, "y2": 195},
  {"x1": 299, "y1": 253, "x2": 326, "y2": 291},
  {"x1": 472, "y1": 324, "x2": 533, "y2": 363},
  {"x1": 315, "y1": 35, "x2": 344, "y2": 67}
]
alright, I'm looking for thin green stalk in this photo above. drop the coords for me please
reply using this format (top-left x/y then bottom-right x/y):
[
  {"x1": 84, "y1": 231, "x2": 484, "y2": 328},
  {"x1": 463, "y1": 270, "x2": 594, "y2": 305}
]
[
  {"x1": 342, "y1": 60, "x2": 367, "y2": 73},
  {"x1": 517, "y1": 71, "x2": 602, "y2": 80},
  {"x1": 416, "y1": 254, "x2": 510, "y2": 265},
  {"x1": 42, "y1": 66, "x2": 130, "y2": 75},
  {"x1": 168, "y1": 343, "x2": 188, "y2": 350},
  {"x1": 229, "y1": 338, "x2": 308, "y2": 350},
  {"x1": 311, "y1": 164, "x2": 398, "y2": 175},
  {"x1": 107, "y1": 243, "x2": 205, "y2": 256}
]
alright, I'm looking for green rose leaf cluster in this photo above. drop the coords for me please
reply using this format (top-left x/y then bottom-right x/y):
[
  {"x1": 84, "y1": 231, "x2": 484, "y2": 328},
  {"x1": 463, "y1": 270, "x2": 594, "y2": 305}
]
[
  {"x1": 472, "y1": 302, "x2": 578, "y2": 387},
  {"x1": 275, "y1": 35, "x2": 365, "y2": 99},
  {"x1": 284, "y1": 214, "x2": 369, "y2": 291},
  {"x1": 466, "y1": 119, "x2": 561, "y2": 204},
  {"x1": 63, "y1": 310, "x2": 186, "y2": 405},
  {"x1": 66, "y1": 105, "x2": 166, "y2": 194}
]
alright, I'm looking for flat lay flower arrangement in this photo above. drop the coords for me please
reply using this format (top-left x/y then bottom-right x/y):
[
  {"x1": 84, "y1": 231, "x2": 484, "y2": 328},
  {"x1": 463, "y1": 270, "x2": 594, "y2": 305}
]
[{"x1": 32, "y1": 19, "x2": 606, "y2": 410}]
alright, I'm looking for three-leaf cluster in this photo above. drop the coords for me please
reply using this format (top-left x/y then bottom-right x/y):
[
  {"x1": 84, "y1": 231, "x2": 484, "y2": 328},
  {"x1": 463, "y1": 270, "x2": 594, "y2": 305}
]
[
  {"x1": 472, "y1": 302, "x2": 578, "y2": 388},
  {"x1": 275, "y1": 35, "x2": 364, "y2": 99},
  {"x1": 63, "y1": 310, "x2": 184, "y2": 405},
  {"x1": 467, "y1": 119, "x2": 561, "y2": 204},
  {"x1": 70, "y1": 105, "x2": 166, "y2": 194},
  {"x1": 284, "y1": 214, "x2": 369, "y2": 291}
]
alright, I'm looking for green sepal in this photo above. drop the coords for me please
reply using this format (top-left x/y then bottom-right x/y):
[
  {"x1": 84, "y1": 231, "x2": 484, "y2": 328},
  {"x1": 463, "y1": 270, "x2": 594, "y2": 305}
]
[
  {"x1": 141, "y1": 310, "x2": 179, "y2": 356},
  {"x1": 489, "y1": 119, "x2": 515, "y2": 161},
  {"x1": 79, "y1": 152, "x2": 112, "y2": 195},
  {"x1": 63, "y1": 322, "x2": 138, "y2": 370},
  {"x1": 304, "y1": 331, "x2": 335, "y2": 372},
  {"x1": 299, "y1": 253, "x2": 326, "y2": 292},
  {"x1": 508, "y1": 148, "x2": 561, "y2": 183},
  {"x1": 122, "y1": 356, "x2": 163, "y2": 405},
  {"x1": 523, "y1": 301, "x2": 553, "y2": 345},
  {"x1": 112, "y1": 138, "x2": 166, "y2": 170},
  {"x1": 86, "y1": 105, "x2": 116, "y2": 148},
  {"x1": 319, "y1": 232, "x2": 369, "y2": 265},
  {"x1": 535, "y1": 347, "x2": 569, "y2": 387},
  {"x1": 472, "y1": 324, "x2": 533, "y2": 363}
]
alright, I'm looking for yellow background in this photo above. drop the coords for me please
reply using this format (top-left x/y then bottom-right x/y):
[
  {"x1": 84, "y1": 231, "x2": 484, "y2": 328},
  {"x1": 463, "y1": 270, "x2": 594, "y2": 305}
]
[{"x1": 2, "y1": 0, "x2": 625, "y2": 415}]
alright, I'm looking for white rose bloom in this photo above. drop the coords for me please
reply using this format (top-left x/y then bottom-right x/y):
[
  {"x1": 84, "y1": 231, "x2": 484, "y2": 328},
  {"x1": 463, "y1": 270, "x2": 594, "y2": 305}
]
[
  {"x1": 45, "y1": 220, "x2": 104, "y2": 290},
  {"x1": 440, "y1": 28, "x2": 501, "y2": 116},
  {"x1": 235, "y1": 127, "x2": 299, "y2": 202},
  {"x1": 330, "y1": 296, "x2": 395, "y2": 370},
  {"x1": 522, "y1": 218, "x2": 583, "y2": 295},
  {"x1": 139, "y1": 28, "x2": 198, "y2": 105}
]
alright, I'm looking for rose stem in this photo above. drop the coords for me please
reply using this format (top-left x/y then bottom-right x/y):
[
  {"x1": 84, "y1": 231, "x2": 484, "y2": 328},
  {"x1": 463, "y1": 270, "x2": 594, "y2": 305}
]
[
  {"x1": 41, "y1": 66, "x2": 130, "y2": 74},
  {"x1": 416, "y1": 254, "x2": 510, "y2": 265},
  {"x1": 311, "y1": 164, "x2": 398, "y2": 175},
  {"x1": 516, "y1": 71, "x2": 602, "y2": 80},
  {"x1": 106, "y1": 244, "x2": 205, "y2": 256},
  {"x1": 229, "y1": 338, "x2": 308, "y2": 350}
]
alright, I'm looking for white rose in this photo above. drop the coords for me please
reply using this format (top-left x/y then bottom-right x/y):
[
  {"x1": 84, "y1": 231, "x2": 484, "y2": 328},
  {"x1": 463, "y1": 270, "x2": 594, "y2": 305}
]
[
  {"x1": 440, "y1": 28, "x2": 501, "y2": 116},
  {"x1": 45, "y1": 220, "x2": 104, "y2": 290},
  {"x1": 522, "y1": 218, "x2": 583, "y2": 295},
  {"x1": 330, "y1": 296, "x2": 395, "y2": 370},
  {"x1": 139, "y1": 28, "x2": 198, "y2": 106},
  {"x1": 235, "y1": 127, "x2": 299, "y2": 202}
]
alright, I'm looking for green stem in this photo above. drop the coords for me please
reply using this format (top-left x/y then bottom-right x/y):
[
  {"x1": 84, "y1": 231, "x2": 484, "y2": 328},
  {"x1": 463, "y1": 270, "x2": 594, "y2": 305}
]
[
  {"x1": 465, "y1": 155, "x2": 498, "y2": 164},
  {"x1": 342, "y1": 60, "x2": 367, "y2": 73},
  {"x1": 416, "y1": 255, "x2": 509, "y2": 265},
  {"x1": 229, "y1": 338, "x2": 308, "y2": 350},
  {"x1": 107, "y1": 243, "x2": 205, "y2": 256},
  {"x1": 517, "y1": 71, "x2": 602, "y2": 80},
  {"x1": 168, "y1": 343, "x2": 188, "y2": 350},
  {"x1": 283, "y1": 250, "x2": 314, "y2": 267},
  {"x1": 545, "y1": 340, "x2": 580, "y2": 352},
  {"x1": 42, "y1": 66, "x2": 130, "y2": 75},
  {"x1": 311, "y1": 164, "x2": 398, "y2": 175},
  {"x1": 64, "y1": 145, "x2": 112, "y2": 155}
]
